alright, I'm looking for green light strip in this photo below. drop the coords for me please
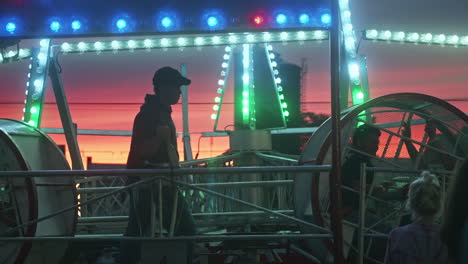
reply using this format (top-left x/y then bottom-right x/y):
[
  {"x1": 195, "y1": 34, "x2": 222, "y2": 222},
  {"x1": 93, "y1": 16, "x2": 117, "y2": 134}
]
[
  {"x1": 364, "y1": 29, "x2": 468, "y2": 46},
  {"x1": 58, "y1": 30, "x2": 329, "y2": 53},
  {"x1": 23, "y1": 40, "x2": 51, "y2": 128},
  {"x1": 242, "y1": 44, "x2": 252, "y2": 126}
]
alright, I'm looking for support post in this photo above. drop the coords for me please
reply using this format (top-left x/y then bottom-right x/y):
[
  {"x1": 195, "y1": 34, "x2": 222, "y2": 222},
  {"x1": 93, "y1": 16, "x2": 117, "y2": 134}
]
[
  {"x1": 329, "y1": 0, "x2": 345, "y2": 263},
  {"x1": 180, "y1": 64, "x2": 193, "y2": 161},
  {"x1": 48, "y1": 56, "x2": 84, "y2": 170},
  {"x1": 358, "y1": 163, "x2": 367, "y2": 264}
]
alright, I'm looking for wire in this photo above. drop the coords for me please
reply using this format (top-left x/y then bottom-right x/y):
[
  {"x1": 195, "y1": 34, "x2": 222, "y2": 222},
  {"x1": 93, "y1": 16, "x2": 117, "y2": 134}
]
[
  {"x1": 194, "y1": 135, "x2": 204, "y2": 160},
  {"x1": 223, "y1": 124, "x2": 235, "y2": 132}
]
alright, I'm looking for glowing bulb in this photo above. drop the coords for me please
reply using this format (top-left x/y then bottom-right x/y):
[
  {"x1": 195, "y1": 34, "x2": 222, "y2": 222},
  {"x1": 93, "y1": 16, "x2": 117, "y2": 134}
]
[
  {"x1": 217, "y1": 88, "x2": 223, "y2": 93},
  {"x1": 421, "y1": 33, "x2": 433, "y2": 42},
  {"x1": 61, "y1": 42, "x2": 71, "y2": 51},
  {"x1": 321, "y1": 13, "x2": 331, "y2": 24},
  {"x1": 34, "y1": 79, "x2": 43, "y2": 88},
  {"x1": 281, "y1": 102, "x2": 287, "y2": 108},
  {"x1": 242, "y1": 74, "x2": 249, "y2": 84},
  {"x1": 355, "y1": 91, "x2": 364, "y2": 100},
  {"x1": 195, "y1": 37, "x2": 204, "y2": 45},
  {"x1": 280, "y1": 32, "x2": 289, "y2": 40},
  {"x1": 447, "y1": 35, "x2": 459, "y2": 44},
  {"x1": 40, "y1": 39, "x2": 49, "y2": 47},
  {"x1": 343, "y1": 23, "x2": 353, "y2": 33},
  {"x1": 263, "y1": 32, "x2": 272, "y2": 41},
  {"x1": 366, "y1": 30, "x2": 378, "y2": 39},
  {"x1": 299, "y1": 14, "x2": 310, "y2": 24},
  {"x1": 271, "y1": 61, "x2": 277, "y2": 67},
  {"x1": 116, "y1": 19, "x2": 127, "y2": 30},
  {"x1": 213, "y1": 105, "x2": 219, "y2": 111},
  {"x1": 177, "y1": 38, "x2": 187, "y2": 46},
  {"x1": 212, "y1": 36, "x2": 221, "y2": 44},
  {"x1": 225, "y1": 46, "x2": 231, "y2": 52},
  {"x1": 71, "y1": 20, "x2": 81, "y2": 31},
  {"x1": 297, "y1": 31, "x2": 306, "y2": 40},
  {"x1": 214, "y1": 97, "x2": 221, "y2": 103},
  {"x1": 435, "y1": 34, "x2": 446, "y2": 43},
  {"x1": 211, "y1": 114, "x2": 217, "y2": 119},
  {"x1": 253, "y1": 15, "x2": 264, "y2": 25},
  {"x1": 246, "y1": 34, "x2": 255, "y2": 42},
  {"x1": 276, "y1": 14, "x2": 287, "y2": 25},
  {"x1": 160, "y1": 38, "x2": 169, "y2": 46},
  {"x1": 407, "y1": 33, "x2": 419, "y2": 42},
  {"x1": 218, "y1": 80, "x2": 225, "y2": 85},
  {"x1": 348, "y1": 63, "x2": 360, "y2": 81},
  {"x1": 50, "y1": 21, "x2": 61, "y2": 32},
  {"x1": 284, "y1": 111, "x2": 290, "y2": 117},
  {"x1": 30, "y1": 106, "x2": 38, "y2": 114},
  {"x1": 269, "y1": 53, "x2": 275, "y2": 59},
  {"x1": 223, "y1": 54, "x2": 230, "y2": 60},
  {"x1": 393, "y1": 31, "x2": 405, "y2": 41},
  {"x1": 6, "y1": 22, "x2": 16, "y2": 33},
  {"x1": 143, "y1": 39, "x2": 153, "y2": 48},
  {"x1": 275, "y1": 78, "x2": 282, "y2": 84},
  {"x1": 28, "y1": 120, "x2": 36, "y2": 126},
  {"x1": 161, "y1": 17, "x2": 172, "y2": 28},
  {"x1": 381, "y1": 30, "x2": 392, "y2": 40},
  {"x1": 461, "y1": 36, "x2": 468, "y2": 45},
  {"x1": 127, "y1": 40, "x2": 137, "y2": 48},
  {"x1": 77, "y1": 42, "x2": 87, "y2": 51},
  {"x1": 94, "y1": 41, "x2": 104, "y2": 50},
  {"x1": 207, "y1": 16, "x2": 218, "y2": 27},
  {"x1": 221, "y1": 62, "x2": 228, "y2": 68},
  {"x1": 111, "y1": 40, "x2": 121, "y2": 49}
]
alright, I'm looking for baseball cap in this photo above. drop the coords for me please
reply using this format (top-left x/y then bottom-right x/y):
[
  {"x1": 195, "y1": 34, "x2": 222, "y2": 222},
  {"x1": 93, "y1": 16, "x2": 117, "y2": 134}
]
[{"x1": 152, "y1": 66, "x2": 191, "y2": 87}]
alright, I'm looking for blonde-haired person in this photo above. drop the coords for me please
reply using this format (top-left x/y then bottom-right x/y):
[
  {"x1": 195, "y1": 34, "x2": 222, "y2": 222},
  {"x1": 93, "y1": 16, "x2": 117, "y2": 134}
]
[{"x1": 384, "y1": 171, "x2": 448, "y2": 264}]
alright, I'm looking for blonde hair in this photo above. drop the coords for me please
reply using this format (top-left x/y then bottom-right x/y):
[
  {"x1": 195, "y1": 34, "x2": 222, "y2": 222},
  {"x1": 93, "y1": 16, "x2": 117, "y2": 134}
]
[{"x1": 407, "y1": 171, "x2": 442, "y2": 219}]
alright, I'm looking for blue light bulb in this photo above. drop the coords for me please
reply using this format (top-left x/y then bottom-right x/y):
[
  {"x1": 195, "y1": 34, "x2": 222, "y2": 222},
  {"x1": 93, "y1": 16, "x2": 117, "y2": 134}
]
[
  {"x1": 207, "y1": 16, "x2": 218, "y2": 27},
  {"x1": 50, "y1": 21, "x2": 60, "y2": 32},
  {"x1": 276, "y1": 14, "x2": 287, "y2": 25},
  {"x1": 71, "y1": 20, "x2": 81, "y2": 31},
  {"x1": 6, "y1": 22, "x2": 16, "y2": 33},
  {"x1": 161, "y1": 17, "x2": 173, "y2": 28},
  {"x1": 116, "y1": 19, "x2": 127, "y2": 30},
  {"x1": 321, "y1": 13, "x2": 331, "y2": 24},
  {"x1": 299, "y1": 14, "x2": 310, "y2": 24}
]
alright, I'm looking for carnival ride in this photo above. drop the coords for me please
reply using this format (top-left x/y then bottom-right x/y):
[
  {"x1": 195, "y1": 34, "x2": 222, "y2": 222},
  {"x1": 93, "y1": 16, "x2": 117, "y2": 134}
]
[{"x1": 1, "y1": 0, "x2": 468, "y2": 264}]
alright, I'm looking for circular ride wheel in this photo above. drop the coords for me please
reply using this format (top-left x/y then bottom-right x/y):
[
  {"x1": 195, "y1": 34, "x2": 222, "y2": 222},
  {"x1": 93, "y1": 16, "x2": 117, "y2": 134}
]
[
  {"x1": 0, "y1": 119, "x2": 77, "y2": 264},
  {"x1": 294, "y1": 93, "x2": 468, "y2": 263}
]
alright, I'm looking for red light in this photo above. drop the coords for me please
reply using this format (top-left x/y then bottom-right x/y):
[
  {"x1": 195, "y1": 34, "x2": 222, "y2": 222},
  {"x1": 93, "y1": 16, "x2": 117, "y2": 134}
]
[{"x1": 253, "y1": 15, "x2": 264, "y2": 25}]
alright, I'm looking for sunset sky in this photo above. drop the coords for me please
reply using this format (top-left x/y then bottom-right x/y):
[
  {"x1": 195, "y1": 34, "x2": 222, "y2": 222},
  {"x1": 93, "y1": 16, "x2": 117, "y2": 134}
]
[{"x1": 1, "y1": 0, "x2": 467, "y2": 167}]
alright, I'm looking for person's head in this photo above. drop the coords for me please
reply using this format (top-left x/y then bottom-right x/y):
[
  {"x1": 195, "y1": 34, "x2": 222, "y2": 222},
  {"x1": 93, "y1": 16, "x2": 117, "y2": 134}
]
[
  {"x1": 406, "y1": 171, "x2": 441, "y2": 221},
  {"x1": 152, "y1": 67, "x2": 191, "y2": 105},
  {"x1": 352, "y1": 124, "x2": 381, "y2": 156},
  {"x1": 441, "y1": 157, "x2": 468, "y2": 260}
]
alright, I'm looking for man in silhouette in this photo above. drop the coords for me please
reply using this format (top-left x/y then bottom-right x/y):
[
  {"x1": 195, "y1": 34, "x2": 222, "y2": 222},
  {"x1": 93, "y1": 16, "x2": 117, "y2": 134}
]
[{"x1": 121, "y1": 67, "x2": 195, "y2": 264}]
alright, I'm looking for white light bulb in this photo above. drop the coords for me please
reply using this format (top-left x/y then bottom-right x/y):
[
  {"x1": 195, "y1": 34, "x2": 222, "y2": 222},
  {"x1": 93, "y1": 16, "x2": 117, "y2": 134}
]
[
  {"x1": 348, "y1": 63, "x2": 360, "y2": 80},
  {"x1": 218, "y1": 80, "x2": 225, "y2": 85},
  {"x1": 34, "y1": 79, "x2": 43, "y2": 88},
  {"x1": 143, "y1": 39, "x2": 153, "y2": 48},
  {"x1": 447, "y1": 35, "x2": 459, "y2": 45},
  {"x1": 297, "y1": 31, "x2": 306, "y2": 40},
  {"x1": 271, "y1": 61, "x2": 277, "y2": 67},
  {"x1": 223, "y1": 54, "x2": 230, "y2": 60},
  {"x1": 211, "y1": 114, "x2": 217, "y2": 119},
  {"x1": 275, "y1": 78, "x2": 282, "y2": 84},
  {"x1": 77, "y1": 42, "x2": 87, "y2": 51},
  {"x1": 40, "y1": 39, "x2": 49, "y2": 48},
  {"x1": 263, "y1": 33, "x2": 272, "y2": 41},
  {"x1": 161, "y1": 38, "x2": 169, "y2": 46},
  {"x1": 195, "y1": 37, "x2": 204, "y2": 45},
  {"x1": 280, "y1": 32, "x2": 289, "y2": 41},
  {"x1": 421, "y1": 33, "x2": 433, "y2": 42},
  {"x1": 242, "y1": 74, "x2": 249, "y2": 84},
  {"x1": 225, "y1": 46, "x2": 231, "y2": 52},
  {"x1": 343, "y1": 23, "x2": 353, "y2": 34},
  {"x1": 221, "y1": 62, "x2": 228, "y2": 68},
  {"x1": 381, "y1": 31, "x2": 392, "y2": 40},
  {"x1": 246, "y1": 34, "x2": 255, "y2": 42},
  {"x1": 461, "y1": 36, "x2": 468, "y2": 45},
  {"x1": 177, "y1": 38, "x2": 186, "y2": 46},
  {"x1": 393, "y1": 31, "x2": 405, "y2": 41},
  {"x1": 407, "y1": 33, "x2": 419, "y2": 42},
  {"x1": 94, "y1": 41, "x2": 104, "y2": 50},
  {"x1": 314, "y1": 30, "x2": 325, "y2": 39},
  {"x1": 127, "y1": 40, "x2": 137, "y2": 48},
  {"x1": 111, "y1": 40, "x2": 121, "y2": 49},
  {"x1": 269, "y1": 53, "x2": 275, "y2": 59},
  {"x1": 212, "y1": 36, "x2": 221, "y2": 44},
  {"x1": 61, "y1": 42, "x2": 71, "y2": 51}
]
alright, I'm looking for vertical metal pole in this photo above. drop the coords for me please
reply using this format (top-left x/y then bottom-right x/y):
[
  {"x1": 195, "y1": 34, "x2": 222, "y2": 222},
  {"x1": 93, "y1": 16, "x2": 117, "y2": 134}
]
[
  {"x1": 49, "y1": 57, "x2": 84, "y2": 170},
  {"x1": 180, "y1": 64, "x2": 193, "y2": 161},
  {"x1": 358, "y1": 163, "x2": 367, "y2": 264},
  {"x1": 329, "y1": 0, "x2": 345, "y2": 262}
]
